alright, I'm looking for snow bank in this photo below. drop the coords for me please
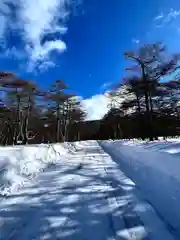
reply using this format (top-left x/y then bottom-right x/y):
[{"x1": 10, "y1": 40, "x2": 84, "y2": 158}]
[
  {"x1": 121, "y1": 138, "x2": 180, "y2": 156},
  {"x1": 71, "y1": 141, "x2": 94, "y2": 151},
  {"x1": 0, "y1": 143, "x2": 71, "y2": 196},
  {"x1": 101, "y1": 140, "x2": 180, "y2": 233}
]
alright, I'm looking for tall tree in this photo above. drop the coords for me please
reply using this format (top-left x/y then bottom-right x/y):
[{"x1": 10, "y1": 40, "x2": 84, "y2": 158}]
[
  {"x1": 124, "y1": 43, "x2": 179, "y2": 139},
  {"x1": 48, "y1": 80, "x2": 74, "y2": 142}
]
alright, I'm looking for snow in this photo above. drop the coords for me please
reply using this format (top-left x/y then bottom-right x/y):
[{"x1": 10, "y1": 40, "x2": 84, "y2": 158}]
[
  {"x1": 0, "y1": 140, "x2": 177, "y2": 239},
  {"x1": 101, "y1": 139, "x2": 180, "y2": 237},
  {"x1": 0, "y1": 143, "x2": 71, "y2": 196}
]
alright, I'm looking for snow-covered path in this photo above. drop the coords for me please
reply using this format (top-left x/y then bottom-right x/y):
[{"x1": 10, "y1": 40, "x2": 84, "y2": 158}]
[{"x1": 0, "y1": 141, "x2": 177, "y2": 239}]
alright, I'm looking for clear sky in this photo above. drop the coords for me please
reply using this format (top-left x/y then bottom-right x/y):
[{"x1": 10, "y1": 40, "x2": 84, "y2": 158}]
[{"x1": 0, "y1": 0, "x2": 180, "y2": 119}]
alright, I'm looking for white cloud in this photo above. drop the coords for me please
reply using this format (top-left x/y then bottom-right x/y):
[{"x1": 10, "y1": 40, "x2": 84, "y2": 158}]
[
  {"x1": 168, "y1": 8, "x2": 180, "y2": 19},
  {"x1": 138, "y1": 7, "x2": 180, "y2": 44},
  {"x1": 81, "y1": 85, "x2": 135, "y2": 121},
  {"x1": 4, "y1": 46, "x2": 26, "y2": 59},
  {"x1": 26, "y1": 39, "x2": 66, "y2": 71},
  {"x1": 0, "y1": 15, "x2": 6, "y2": 40},
  {"x1": 154, "y1": 8, "x2": 180, "y2": 27},
  {"x1": 36, "y1": 60, "x2": 56, "y2": 72},
  {"x1": 154, "y1": 13, "x2": 164, "y2": 21},
  {"x1": 0, "y1": 0, "x2": 79, "y2": 70},
  {"x1": 82, "y1": 94, "x2": 109, "y2": 120},
  {"x1": 19, "y1": 0, "x2": 70, "y2": 69},
  {"x1": 19, "y1": 0, "x2": 67, "y2": 41},
  {"x1": 132, "y1": 38, "x2": 140, "y2": 44},
  {"x1": 0, "y1": 0, "x2": 12, "y2": 41}
]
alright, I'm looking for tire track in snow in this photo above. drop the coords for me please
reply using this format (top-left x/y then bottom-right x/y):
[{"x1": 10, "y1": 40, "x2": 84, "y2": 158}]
[{"x1": 94, "y1": 146, "x2": 149, "y2": 240}]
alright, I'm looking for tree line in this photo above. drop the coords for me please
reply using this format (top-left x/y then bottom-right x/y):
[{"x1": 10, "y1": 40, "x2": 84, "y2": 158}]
[
  {"x1": 100, "y1": 42, "x2": 180, "y2": 140},
  {"x1": 0, "y1": 72, "x2": 86, "y2": 145}
]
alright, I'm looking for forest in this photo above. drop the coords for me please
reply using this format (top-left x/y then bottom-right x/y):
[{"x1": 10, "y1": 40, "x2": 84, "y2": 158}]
[{"x1": 0, "y1": 42, "x2": 180, "y2": 145}]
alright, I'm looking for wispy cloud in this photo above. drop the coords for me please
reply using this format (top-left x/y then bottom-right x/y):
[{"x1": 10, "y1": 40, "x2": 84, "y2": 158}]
[
  {"x1": 136, "y1": 7, "x2": 180, "y2": 47},
  {"x1": 154, "y1": 8, "x2": 180, "y2": 27},
  {"x1": 0, "y1": 0, "x2": 80, "y2": 71},
  {"x1": 154, "y1": 13, "x2": 164, "y2": 21},
  {"x1": 132, "y1": 38, "x2": 140, "y2": 44},
  {"x1": 4, "y1": 46, "x2": 25, "y2": 60},
  {"x1": 168, "y1": 8, "x2": 180, "y2": 19},
  {"x1": 100, "y1": 82, "x2": 112, "y2": 92}
]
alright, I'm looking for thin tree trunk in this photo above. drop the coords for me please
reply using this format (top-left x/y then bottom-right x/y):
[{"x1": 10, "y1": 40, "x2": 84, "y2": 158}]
[
  {"x1": 13, "y1": 93, "x2": 21, "y2": 145},
  {"x1": 22, "y1": 94, "x2": 32, "y2": 144},
  {"x1": 118, "y1": 123, "x2": 123, "y2": 139},
  {"x1": 141, "y1": 64, "x2": 150, "y2": 113},
  {"x1": 136, "y1": 94, "x2": 141, "y2": 114},
  {"x1": 56, "y1": 103, "x2": 60, "y2": 142}
]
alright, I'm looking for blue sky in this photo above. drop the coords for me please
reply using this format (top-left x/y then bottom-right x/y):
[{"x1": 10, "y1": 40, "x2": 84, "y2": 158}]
[{"x1": 0, "y1": 0, "x2": 180, "y2": 119}]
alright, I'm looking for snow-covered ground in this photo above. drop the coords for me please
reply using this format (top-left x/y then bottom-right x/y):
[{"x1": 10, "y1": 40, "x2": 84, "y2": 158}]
[
  {"x1": 101, "y1": 138, "x2": 180, "y2": 238},
  {"x1": 0, "y1": 143, "x2": 72, "y2": 196},
  {"x1": 0, "y1": 140, "x2": 178, "y2": 239}
]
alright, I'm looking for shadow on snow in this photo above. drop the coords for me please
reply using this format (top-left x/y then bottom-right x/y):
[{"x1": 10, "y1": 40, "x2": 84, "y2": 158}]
[{"x1": 0, "y1": 144, "x2": 149, "y2": 240}]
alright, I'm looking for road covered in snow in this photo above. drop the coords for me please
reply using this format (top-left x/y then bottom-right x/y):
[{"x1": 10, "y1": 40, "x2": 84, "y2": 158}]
[{"x1": 0, "y1": 141, "x2": 178, "y2": 239}]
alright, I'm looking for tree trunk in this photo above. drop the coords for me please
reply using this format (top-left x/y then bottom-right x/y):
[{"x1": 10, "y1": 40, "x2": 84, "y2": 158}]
[
  {"x1": 22, "y1": 114, "x2": 28, "y2": 144},
  {"x1": 118, "y1": 123, "x2": 123, "y2": 139},
  {"x1": 56, "y1": 103, "x2": 60, "y2": 142},
  {"x1": 22, "y1": 94, "x2": 32, "y2": 145},
  {"x1": 136, "y1": 94, "x2": 141, "y2": 114},
  {"x1": 141, "y1": 64, "x2": 150, "y2": 113},
  {"x1": 13, "y1": 93, "x2": 21, "y2": 145},
  {"x1": 141, "y1": 64, "x2": 153, "y2": 140}
]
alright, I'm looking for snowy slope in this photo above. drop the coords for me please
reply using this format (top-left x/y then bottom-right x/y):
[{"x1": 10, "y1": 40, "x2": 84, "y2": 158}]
[
  {"x1": 0, "y1": 143, "x2": 71, "y2": 196},
  {"x1": 120, "y1": 138, "x2": 180, "y2": 155},
  {"x1": 101, "y1": 139, "x2": 180, "y2": 237},
  {"x1": 0, "y1": 141, "x2": 176, "y2": 239}
]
